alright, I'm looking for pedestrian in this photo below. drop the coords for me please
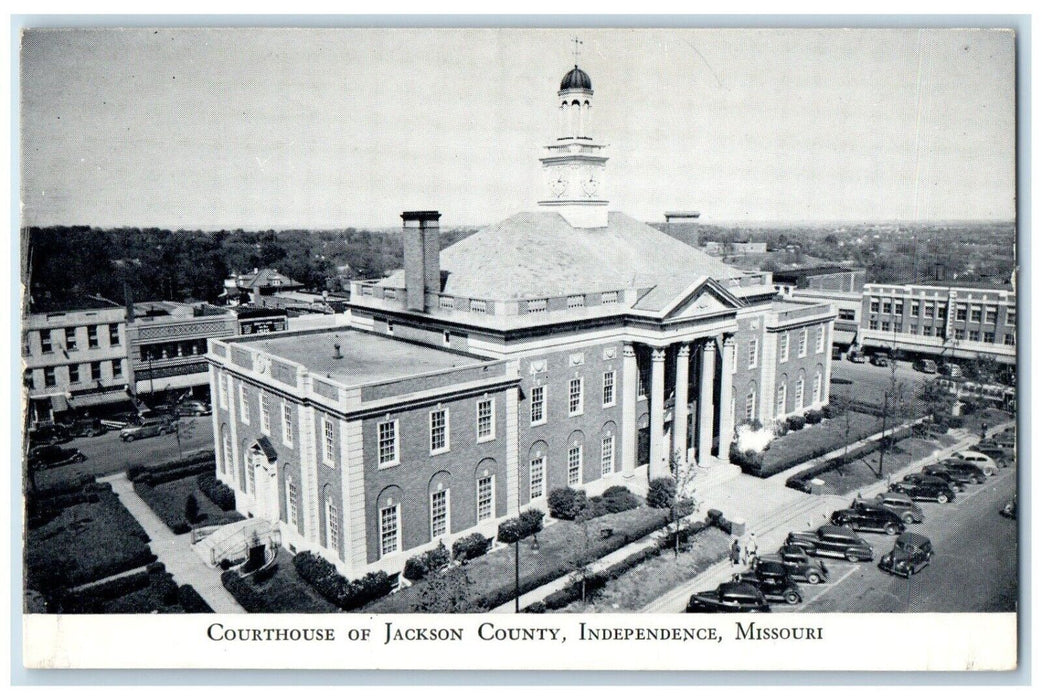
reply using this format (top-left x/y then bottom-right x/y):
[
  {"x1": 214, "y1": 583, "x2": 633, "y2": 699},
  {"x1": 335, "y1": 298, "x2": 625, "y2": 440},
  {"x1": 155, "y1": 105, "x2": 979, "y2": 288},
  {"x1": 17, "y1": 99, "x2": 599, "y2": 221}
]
[
  {"x1": 730, "y1": 538, "x2": 742, "y2": 566},
  {"x1": 745, "y1": 532, "x2": 759, "y2": 566},
  {"x1": 981, "y1": 422, "x2": 988, "y2": 441}
]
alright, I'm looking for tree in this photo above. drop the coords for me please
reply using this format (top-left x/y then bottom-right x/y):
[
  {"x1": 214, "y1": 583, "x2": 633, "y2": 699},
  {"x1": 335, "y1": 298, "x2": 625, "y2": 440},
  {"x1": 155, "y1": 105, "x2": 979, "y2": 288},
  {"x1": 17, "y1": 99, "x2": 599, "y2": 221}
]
[
  {"x1": 655, "y1": 450, "x2": 701, "y2": 559},
  {"x1": 412, "y1": 563, "x2": 475, "y2": 613},
  {"x1": 566, "y1": 517, "x2": 594, "y2": 606},
  {"x1": 184, "y1": 494, "x2": 200, "y2": 524}
]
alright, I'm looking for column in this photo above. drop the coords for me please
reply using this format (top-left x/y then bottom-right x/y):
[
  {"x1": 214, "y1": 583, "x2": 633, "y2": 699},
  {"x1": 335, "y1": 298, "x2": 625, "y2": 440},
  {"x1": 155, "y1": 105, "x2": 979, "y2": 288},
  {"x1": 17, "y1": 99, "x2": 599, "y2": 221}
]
[
  {"x1": 698, "y1": 340, "x2": 717, "y2": 464},
  {"x1": 621, "y1": 343, "x2": 638, "y2": 478},
  {"x1": 673, "y1": 344, "x2": 691, "y2": 461},
  {"x1": 718, "y1": 335, "x2": 736, "y2": 460},
  {"x1": 649, "y1": 347, "x2": 667, "y2": 479}
]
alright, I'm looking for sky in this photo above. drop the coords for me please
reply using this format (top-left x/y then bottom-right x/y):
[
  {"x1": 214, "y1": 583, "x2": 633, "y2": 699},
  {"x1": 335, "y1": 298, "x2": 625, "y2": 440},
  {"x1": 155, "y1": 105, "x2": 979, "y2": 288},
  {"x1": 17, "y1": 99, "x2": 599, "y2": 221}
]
[{"x1": 19, "y1": 27, "x2": 1016, "y2": 230}]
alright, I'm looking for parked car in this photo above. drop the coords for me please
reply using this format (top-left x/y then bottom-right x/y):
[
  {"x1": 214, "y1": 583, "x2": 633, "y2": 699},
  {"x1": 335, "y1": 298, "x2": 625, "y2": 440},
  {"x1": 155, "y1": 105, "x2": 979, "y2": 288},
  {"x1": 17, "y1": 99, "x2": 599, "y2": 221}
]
[
  {"x1": 785, "y1": 525, "x2": 874, "y2": 562},
  {"x1": 733, "y1": 560, "x2": 803, "y2": 605},
  {"x1": 686, "y1": 581, "x2": 771, "y2": 613},
  {"x1": 28, "y1": 444, "x2": 86, "y2": 469},
  {"x1": 60, "y1": 417, "x2": 107, "y2": 438},
  {"x1": 974, "y1": 441, "x2": 1013, "y2": 466},
  {"x1": 830, "y1": 501, "x2": 907, "y2": 535},
  {"x1": 934, "y1": 460, "x2": 988, "y2": 485},
  {"x1": 892, "y1": 476, "x2": 957, "y2": 503},
  {"x1": 870, "y1": 353, "x2": 892, "y2": 367},
  {"x1": 925, "y1": 466, "x2": 971, "y2": 489},
  {"x1": 951, "y1": 450, "x2": 999, "y2": 476},
  {"x1": 1000, "y1": 497, "x2": 1016, "y2": 519},
  {"x1": 119, "y1": 415, "x2": 177, "y2": 442},
  {"x1": 994, "y1": 429, "x2": 1016, "y2": 449},
  {"x1": 762, "y1": 546, "x2": 829, "y2": 584},
  {"x1": 879, "y1": 533, "x2": 934, "y2": 577},
  {"x1": 913, "y1": 359, "x2": 938, "y2": 374},
  {"x1": 939, "y1": 362, "x2": 963, "y2": 378},
  {"x1": 175, "y1": 400, "x2": 212, "y2": 417},
  {"x1": 870, "y1": 492, "x2": 925, "y2": 524},
  {"x1": 27, "y1": 423, "x2": 70, "y2": 447},
  {"x1": 848, "y1": 350, "x2": 868, "y2": 363}
]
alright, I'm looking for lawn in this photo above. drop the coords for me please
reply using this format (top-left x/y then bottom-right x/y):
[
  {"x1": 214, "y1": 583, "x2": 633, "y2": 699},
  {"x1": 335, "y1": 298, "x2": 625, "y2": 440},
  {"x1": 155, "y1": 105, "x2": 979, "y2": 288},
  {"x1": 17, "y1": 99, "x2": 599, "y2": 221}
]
[
  {"x1": 134, "y1": 474, "x2": 243, "y2": 534},
  {"x1": 816, "y1": 434, "x2": 951, "y2": 495},
  {"x1": 760, "y1": 410, "x2": 883, "y2": 471},
  {"x1": 363, "y1": 505, "x2": 670, "y2": 613},
  {"x1": 561, "y1": 527, "x2": 731, "y2": 612},
  {"x1": 221, "y1": 548, "x2": 340, "y2": 613},
  {"x1": 25, "y1": 487, "x2": 156, "y2": 592}
]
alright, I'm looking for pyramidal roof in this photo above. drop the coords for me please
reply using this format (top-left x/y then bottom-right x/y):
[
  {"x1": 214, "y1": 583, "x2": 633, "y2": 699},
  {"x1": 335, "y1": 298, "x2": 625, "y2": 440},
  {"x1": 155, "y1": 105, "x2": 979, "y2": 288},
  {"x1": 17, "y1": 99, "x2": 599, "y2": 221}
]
[{"x1": 380, "y1": 211, "x2": 742, "y2": 301}]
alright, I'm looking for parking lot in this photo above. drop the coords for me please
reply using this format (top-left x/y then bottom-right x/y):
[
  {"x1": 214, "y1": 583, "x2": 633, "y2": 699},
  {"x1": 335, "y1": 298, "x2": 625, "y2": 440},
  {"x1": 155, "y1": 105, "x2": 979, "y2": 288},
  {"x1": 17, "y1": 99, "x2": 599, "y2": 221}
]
[{"x1": 788, "y1": 464, "x2": 1017, "y2": 612}]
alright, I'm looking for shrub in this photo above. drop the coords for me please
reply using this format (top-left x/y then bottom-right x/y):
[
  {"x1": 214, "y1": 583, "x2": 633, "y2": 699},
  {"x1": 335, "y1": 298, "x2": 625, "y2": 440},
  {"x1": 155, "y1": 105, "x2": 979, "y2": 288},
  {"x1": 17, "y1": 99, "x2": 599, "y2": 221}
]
[
  {"x1": 185, "y1": 494, "x2": 200, "y2": 524},
  {"x1": 786, "y1": 414, "x2": 807, "y2": 431},
  {"x1": 706, "y1": 508, "x2": 723, "y2": 525},
  {"x1": 523, "y1": 601, "x2": 547, "y2": 614},
  {"x1": 403, "y1": 556, "x2": 429, "y2": 582},
  {"x1": 645, "y1": 478, "x2": 676, "y2": 509},
  {"x1": 291, "y1": 551, "x2": 394, "y2": 610},
  {"x1": 775, "y1": 422, "x2": 790, "y2": 437},
  {"x1": 177, "y1": 585, "x2": 213, "y2": 613},
  {"x1": 252, "y1": 563, "x2": 279, "y2": 585},
  {"x1": 670, "y1": 498, "x2": 695, "y2": 521},
  {"x1": 547, "y1": 487, "x2": 588, "y2": 520},
  {"x1": 805, "y1": 409, "x2": 824, "y2": 425},
  {"x1": 127, "y1": 451, "x2": 215, "y2": 484},
  {"x1": 600, "y1": 486, "x2": 640, "y2": 514},
  {"x1": 822, "y1": 404, "x2": 838, "y2": 419},
  {"x1": 729, "y1": 442, "x2": 765, "y2": 471},
  {"x1": 197, "y1": 474, "x2": 235, "y2": 511},
  {"x1": 403, "y1": 544, "x2": 449, "y2": 582},
  {"x1": 499, "y1": 508, "x2": 548, "y2": 543},
  {"x1": 452, "y1": 533, "x2": 491, "y2": 562},
  {"x1": 518, "y1": 508, "x2": 545, "y2": 535}
]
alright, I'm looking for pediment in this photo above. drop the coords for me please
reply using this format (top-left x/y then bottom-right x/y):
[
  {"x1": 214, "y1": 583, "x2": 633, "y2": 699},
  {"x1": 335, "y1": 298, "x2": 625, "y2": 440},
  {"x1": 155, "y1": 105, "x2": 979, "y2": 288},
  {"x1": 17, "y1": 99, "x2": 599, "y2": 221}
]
[{"x1": 665, "y1": 280, "x2": 742, "y2": 320}]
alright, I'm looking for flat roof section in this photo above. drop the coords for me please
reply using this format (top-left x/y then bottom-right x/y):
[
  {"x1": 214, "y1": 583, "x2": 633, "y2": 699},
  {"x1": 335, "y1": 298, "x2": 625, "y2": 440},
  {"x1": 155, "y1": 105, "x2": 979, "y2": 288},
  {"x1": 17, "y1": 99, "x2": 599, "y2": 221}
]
[{"x1": 239, "y1": 329, "x2": 480, "y2": 387}]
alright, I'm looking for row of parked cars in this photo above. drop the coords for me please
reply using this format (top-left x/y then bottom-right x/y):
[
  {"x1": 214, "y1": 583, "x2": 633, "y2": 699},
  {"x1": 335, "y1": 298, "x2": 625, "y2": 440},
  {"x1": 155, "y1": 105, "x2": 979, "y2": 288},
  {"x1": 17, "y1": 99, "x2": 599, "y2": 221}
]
[{"x1": 686, "y1": 429, "x2": 1016, "y2": 613}]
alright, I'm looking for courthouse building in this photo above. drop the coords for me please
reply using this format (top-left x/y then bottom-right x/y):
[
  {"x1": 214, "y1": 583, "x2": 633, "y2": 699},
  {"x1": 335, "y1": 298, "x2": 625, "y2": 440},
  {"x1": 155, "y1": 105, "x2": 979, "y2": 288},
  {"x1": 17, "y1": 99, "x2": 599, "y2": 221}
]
[{"x1": 207, "y1": 64, "x2": 836, "y2": 577}]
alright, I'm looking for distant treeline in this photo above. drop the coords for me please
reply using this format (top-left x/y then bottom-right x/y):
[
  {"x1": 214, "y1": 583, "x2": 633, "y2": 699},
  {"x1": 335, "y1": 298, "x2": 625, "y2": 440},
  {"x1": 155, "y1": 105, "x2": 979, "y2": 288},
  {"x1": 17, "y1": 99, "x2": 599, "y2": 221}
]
[{"x1": 23, "y1": 226, "x2": 478, "y2": 307}]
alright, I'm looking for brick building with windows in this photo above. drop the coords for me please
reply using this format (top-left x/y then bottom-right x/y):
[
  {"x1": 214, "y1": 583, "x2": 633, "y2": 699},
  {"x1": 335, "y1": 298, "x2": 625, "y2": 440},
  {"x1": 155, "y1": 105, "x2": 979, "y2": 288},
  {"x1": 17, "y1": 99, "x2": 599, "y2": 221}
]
[
  {"x1": 206, "y1": 63, "x2": 835, "y2": 578},
  {"x1": 859, "y1": 281, "x2": 1016, "y2": 366}
]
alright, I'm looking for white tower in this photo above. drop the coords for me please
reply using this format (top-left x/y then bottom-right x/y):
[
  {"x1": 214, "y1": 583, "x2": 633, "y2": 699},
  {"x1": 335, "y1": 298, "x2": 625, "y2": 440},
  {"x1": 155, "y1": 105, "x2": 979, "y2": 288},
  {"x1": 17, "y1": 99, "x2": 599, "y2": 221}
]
[{"x1": 537, "y1": 62, "x2": 609, "y2": 228}]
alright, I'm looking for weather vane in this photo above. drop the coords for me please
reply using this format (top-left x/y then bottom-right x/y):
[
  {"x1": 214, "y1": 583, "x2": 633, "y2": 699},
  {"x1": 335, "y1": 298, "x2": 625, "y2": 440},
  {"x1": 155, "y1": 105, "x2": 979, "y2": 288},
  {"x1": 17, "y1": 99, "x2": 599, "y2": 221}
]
[{"x1": 571, "y1": 36, "x2": 583, "y2": 64}]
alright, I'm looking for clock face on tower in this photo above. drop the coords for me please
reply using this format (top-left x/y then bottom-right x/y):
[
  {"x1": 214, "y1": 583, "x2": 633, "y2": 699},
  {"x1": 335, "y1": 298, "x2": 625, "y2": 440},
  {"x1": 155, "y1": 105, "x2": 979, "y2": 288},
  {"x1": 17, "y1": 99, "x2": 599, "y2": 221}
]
[
  {"x1": 582, "y1": 169, "x2": 599, "y2": 197},
  {"x1": 552, "y1": 176, "x2": 567, "y2": 198}
]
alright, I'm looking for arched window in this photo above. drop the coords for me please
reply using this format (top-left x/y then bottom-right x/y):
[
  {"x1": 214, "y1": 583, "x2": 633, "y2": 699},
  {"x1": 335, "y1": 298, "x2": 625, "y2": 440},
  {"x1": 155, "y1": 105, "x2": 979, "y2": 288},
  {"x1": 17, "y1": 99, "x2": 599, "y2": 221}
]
[
  {"x1": 220, "y1": 426, "x2": 232, "y2": 475},
  {"x1": 813, "y1": 370, "x2": 823, "y2": 404},
  {"x1": 324, "y1": 487, "x2": 339, "y2": 553},
  {"x1": 285, "y1": 472, "x2": 299, "y2": 532},
  {"x1": 745, "y1": 385, "x2": 757, "y2": 421},
  {"x1": 775, "y1": 382, "x2": 787, "y2": 418}
]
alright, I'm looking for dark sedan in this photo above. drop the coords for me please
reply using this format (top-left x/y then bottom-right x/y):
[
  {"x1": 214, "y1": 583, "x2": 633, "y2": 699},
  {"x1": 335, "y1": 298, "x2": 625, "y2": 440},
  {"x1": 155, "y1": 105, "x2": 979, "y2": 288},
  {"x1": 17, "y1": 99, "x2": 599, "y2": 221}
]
[
  {"x1": 761, "y1": 547, "x2": 829, "y2": 584},
  {"x1": 786, "y1": 525, "x2": 874, "y2": 562},
  {"x1": 29, "y1": 444, "x2": 86, "y2": 469},
  {"x1": 892, "y1": 476, "x2": 956, "y2": 504},
  {"x1": 734, "y1": 561, "x2": 803, "y2": 605},
  {"x1": 686, "y1": 581, "x2": 771, "y2": 613},
  {"x1": 879, "y1": 533, "x2": 934, "y2": 577},
  {"x1": 830, "y1": 502, "x2": 906, "y2": 535}
]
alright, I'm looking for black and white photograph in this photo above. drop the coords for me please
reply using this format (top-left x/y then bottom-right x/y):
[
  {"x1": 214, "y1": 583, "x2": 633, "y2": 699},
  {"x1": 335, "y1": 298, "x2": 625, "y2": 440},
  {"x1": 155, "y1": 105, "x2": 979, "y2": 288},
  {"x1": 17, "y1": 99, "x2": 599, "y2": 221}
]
[{"x1": 16, "y1": 23, "x2": 1020, "y2": 672}]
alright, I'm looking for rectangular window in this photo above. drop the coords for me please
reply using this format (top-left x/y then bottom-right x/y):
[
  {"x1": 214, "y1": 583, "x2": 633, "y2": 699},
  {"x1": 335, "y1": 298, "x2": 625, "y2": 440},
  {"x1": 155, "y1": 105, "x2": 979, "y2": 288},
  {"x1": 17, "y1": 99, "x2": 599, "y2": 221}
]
[
  {"x1": 894, "y1": 322, "x2": 903, "y2": 334},
  {"x1": 881, "y1": 321, "x2": 891, "y2": 332},
  {"x1": 600, "y1": 291, "x2": 618, "y2": 305},
  {"x1": 64, "y1": 327, "x2": 77, "y2": 351},
  {"x1": 956, "y1": 305, "x2": 967, "y2": 321},
  {"x1": 1007, "y1": 309, "x2": 1016, "y2": 325},
  {"x1": 910, "y1": 325, "x2": 919, "y2": 335},
  {"x1": 748, "y1": 338, "x2": 759, "y2": 369},
  {"x1": 323, "y1": 418, "x2": 336, "y2": 465},
  {"x1": 218, "y1": 374, "x2": 228, "y2": 409},
  {"x1": 530, "y1": 385, "x2": 546, "y2": 425},
  {"x1": 325, "y1": 498, "x2": 340, "y2": 550},
  {"x1": 969, "y1": 330, "x2": 980, "y2": 342},
  {"x1": 600, "y1": 435, "x2": 615, "y2": 476},
  {"x1": 282, "y1": 403, "x2": 294, "y2": 446},
  {"x1": 745, "y1": 389, "x2": 756, "y2": 421},
  {"x1": 68, "y1": 364, "x2": 80, "y2": 383},
  {"x1": 602, "y1": 371, "x2": 616, "y2": 407},
  {"x1": 798, "y1": 329, "x2": 808, "y2": 357},
  {"x1": 287, "y1": 478, "x2": 299, "y2": 530},
  {"x1": 985, "y1": 307, "x2": 998, "y2": 324},
  {"x1": 429, "y1": 408, "x2": 449, "y2": 454},
  {"x1": 869, "y1": 320, "x2": 879, "y2": 330},
  {"x1": 476, "y1": 476, "x2": 494, "y2": 522},
  {"x1": 894, "y1": 300, "x2": 904, "y2": 315},
  {"x1": 24, "y1": 370, "x2": 34, "y2": 390},
  {"x1": 870, "y1": 298, "x2": 880, "y2": 313},
  {"x1": 568, "y1": 377, "x2": 584, "y2": 416},
  {"x1": 937, "y1": 305, "x2": 947, "y2": 318},
  {"x1": 259, "y1": 395, "x2": 271, "y2": 434},
  {"x1": 881, "y1": 301, "x2": 892, "y2": 314},
  {"x1": 775, "y1": 383, "x2": 786, "y2": 417},
  {"x1": 109, "y1": 323, "x2": 120, "y2": 345},
  {"x1": 935, "y1": 327, "x2": 944, "y2": 338},
  {"x1": 527, "y1": 299, "x2": 547, "y2": 314},
  {"x1": 567, "y1": 445, "x2": 582, "y2": 486},
  {"x1": 638, "y1": 367, "x2": 648, "y2": 398},
  {"x1": 839, "y1": 309, "x2": 856, "y2": 321},
  {"x1": 112, "y1": 359, "x2": 122, "y2": 377},
  {"x1": 40, "y1": 330, "x2": 53, "y2": 353},
  {"x1": 87, "y1": 325, "x2": 99, "y2": 348},
  {"x1": 530, "y1": 457, "x2": 545, "y2": 500},
  {"x1": 1004, "y1": 333, "x2": 1015, "y2": 346},
  {"x1": 378, "y1": 420, "x2": 399, "y2": 466},
  {"x1": 911, "y1": 302, "x2": 920, "y2": 317},
  {"x1": 984, "y1": 331, "x2": 995, "y2": 344},
  {"x1": 794, "y1": 378, "x2": 804, "y2": 408},
  {"x1": 239, "y1": 384, "x2": 249, "y2": 423},
  {"x1": 970, "y1": 307, "x2": 982, "y2": 323},
  {"x1": 924, "y1": 305, "x2": 934, "y2": 319},
  {"x1": 90, "y1": 361, "x2": 102, "y2": 381},
  {"x1": 779, "y1": 334, "x2": 789, "y2": 363},
  {"x1": 44, "y1": 367, "x2": 56, "y2": 387},
  {"x1": 476, "y1": 398, "x2": 494, "y2": 442},
  {"x1": 246, "y1": 461, "x2": 256, "y2": 495},
  {"x1": 379, "y1": 504, "x2": 398, "y2": 556},
  {"x1": 954, "y1": 328, "x2": 966, "y2": 340},
  {"x1": 567, "y1": 295, "x2": 585, "y2": 309},
  {"x1": 813, "y1": 373, "x2": 822, "y2": 404},
  {"x1": 815, "y1": 327, "x2": 825, "y2": 353},
  {"x1": 431, "y1": 489, "x2": 449, "y2": 539}
]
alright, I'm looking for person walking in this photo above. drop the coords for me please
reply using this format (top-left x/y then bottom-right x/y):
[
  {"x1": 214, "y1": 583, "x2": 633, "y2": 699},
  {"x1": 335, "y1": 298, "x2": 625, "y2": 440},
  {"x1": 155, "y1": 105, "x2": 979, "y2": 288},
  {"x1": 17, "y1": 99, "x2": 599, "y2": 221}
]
[
  {"x1": 745, "y1": 532, "x2": 759, "y2": 566},
  {"x1": 730, "y1": 538, "x2": 742, "y2": 567}
]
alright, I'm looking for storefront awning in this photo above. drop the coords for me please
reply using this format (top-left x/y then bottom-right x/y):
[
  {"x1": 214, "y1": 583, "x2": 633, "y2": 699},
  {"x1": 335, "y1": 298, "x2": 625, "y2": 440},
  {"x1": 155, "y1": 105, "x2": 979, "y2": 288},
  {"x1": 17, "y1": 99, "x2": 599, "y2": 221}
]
[{"x1": 833, "y1": 329, "x2": 857, "y2": 347}]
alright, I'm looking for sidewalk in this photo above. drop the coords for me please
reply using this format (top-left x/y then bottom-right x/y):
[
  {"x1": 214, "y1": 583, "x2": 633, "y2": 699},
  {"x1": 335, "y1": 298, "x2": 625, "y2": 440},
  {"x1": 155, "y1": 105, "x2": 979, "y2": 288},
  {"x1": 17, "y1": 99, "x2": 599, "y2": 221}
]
[
  {"x1": 640, "y1": 419, "x2": 1014, "y2": 612},
  {"x1": 100, "y1": 473, "x2": 245, "y2": 613}
]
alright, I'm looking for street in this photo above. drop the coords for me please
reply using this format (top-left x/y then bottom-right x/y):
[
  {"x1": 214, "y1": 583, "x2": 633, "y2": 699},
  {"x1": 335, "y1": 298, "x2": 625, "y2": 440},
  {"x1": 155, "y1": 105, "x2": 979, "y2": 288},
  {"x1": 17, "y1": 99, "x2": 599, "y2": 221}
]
[
  {"x1": 794, "y1": 465, "x2": 1017, "y2": 613},
  {"x1": 32, "y1": 416, "x2": 215, "y2": 491},
  {"x1": 831, "y1": 357, "x2": 929, "y2": 404}
]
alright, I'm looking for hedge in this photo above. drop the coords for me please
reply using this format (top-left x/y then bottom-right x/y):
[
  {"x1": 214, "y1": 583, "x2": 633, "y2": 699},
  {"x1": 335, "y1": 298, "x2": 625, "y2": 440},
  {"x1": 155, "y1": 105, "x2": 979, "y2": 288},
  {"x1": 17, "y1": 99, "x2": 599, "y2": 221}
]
[
  {"x1": 452, "y1": 533, "x2": 492, "y2": 562},
  {"x1": 177, "y1": 584, "x2": 214, "y2": 613},
  {"x1": 805, "y1": 409, "x2": 824, "y2": 425},
  {"x1": 646, "y1": 478, "x2": 676, "y2": 509},
  {"x1": 403, "y1": 542, "x2": 451, "y2": 582},
  {"x1": 132, "y1": 481, "x2": 192, "y2": 534},
  {"x1": 292, "y1": 551, "x2": 394, "y2": 610},
  {"x1": 786, "y1": 414, "x2": 807, "y2": 431},
  {"x1": 542, "y1": 544, "x2": 663, "y2": 610},
  {"x1": 59, "y1": 569, "x2": 152, "y2": 612},
  {"x1": 221, "y1": 570, "x2": 268, "y2": 612},
  {"x1": 548, "y1": 486, "x2": 641, "y2": 522},
  {"x1": 548, "y1": 487, "x2": 588, "y2": 520},
  {"x1": 497, "y1": 508, "x2": 546, "y2": 544},
  {"x1": 131, "y1": 462, "x2": 214, "y2": 488},
  {"x1": 197, "y1": 474, "x2": 236, "y2": 511}
]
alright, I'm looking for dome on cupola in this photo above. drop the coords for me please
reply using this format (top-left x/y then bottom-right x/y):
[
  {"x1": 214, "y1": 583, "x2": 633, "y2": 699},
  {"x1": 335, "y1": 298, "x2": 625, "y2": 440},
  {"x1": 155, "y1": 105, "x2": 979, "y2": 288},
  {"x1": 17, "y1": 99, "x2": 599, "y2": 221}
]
[{"x1": 560, "y1": 65, "x2": 592, "y2": 90}]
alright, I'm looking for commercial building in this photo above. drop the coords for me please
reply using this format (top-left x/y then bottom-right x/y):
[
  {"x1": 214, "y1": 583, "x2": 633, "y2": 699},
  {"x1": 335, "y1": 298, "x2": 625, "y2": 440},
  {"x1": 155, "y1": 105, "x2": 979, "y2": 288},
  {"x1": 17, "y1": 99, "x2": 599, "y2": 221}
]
[
  {"x1": 208, "y1": 64, "x2": 835, "y2": 577},
  {"x1": 221, "y1": 268, "x2": 305, "y2": 306},
  {"x1": 859, "y1": 281, "x2": 1016, "y2": 365},
  {"x1": 23, "y1": 295, "x2": 129, "y2": 422},
  {"x1": 772, "y1": 265, "x2": 865, "y2": 296}
]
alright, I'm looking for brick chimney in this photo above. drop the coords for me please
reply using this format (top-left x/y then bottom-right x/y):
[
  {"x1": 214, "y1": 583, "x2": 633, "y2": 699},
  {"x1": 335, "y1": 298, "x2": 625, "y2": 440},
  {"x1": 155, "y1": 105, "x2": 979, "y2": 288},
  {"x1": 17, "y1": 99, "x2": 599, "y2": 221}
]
[{"x1": 401, "y1": 210, "x2": 441, "y2": 312}]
